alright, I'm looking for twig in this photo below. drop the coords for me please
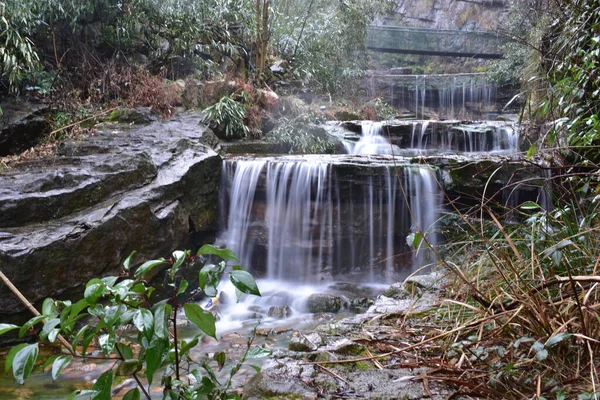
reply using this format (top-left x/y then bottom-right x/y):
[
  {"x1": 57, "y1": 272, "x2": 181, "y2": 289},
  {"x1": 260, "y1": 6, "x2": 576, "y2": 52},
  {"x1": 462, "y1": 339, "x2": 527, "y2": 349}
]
[
  {"x1": 0, "y1": 270, "x2": 74, "y2": 355},
  {"x1": 313, "y1": 362, "x2": 349, "y2": 385},
  {"x1": 49, "y1": 106, "x2": 119, "y2": 137}
]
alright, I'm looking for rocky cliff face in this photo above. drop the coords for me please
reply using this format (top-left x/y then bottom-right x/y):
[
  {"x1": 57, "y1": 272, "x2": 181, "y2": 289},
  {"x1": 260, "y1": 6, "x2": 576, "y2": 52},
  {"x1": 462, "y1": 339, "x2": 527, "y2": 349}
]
[
  {"x1": 0, "y1": 113, "x2": 221, "y2": 329},
  {"x1": 380, "y1": 0, "x2": 508, "y2": 31}
]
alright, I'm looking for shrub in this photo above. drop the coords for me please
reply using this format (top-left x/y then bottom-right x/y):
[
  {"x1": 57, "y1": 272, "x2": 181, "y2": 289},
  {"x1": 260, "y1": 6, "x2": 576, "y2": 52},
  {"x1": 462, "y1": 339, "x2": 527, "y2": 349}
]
[
  {"x1": 202, "y1": 95, "x2": 249, "y2": 139},
  {"x1": 0, "y1": 245, "x2": 267, "y2": 399}
]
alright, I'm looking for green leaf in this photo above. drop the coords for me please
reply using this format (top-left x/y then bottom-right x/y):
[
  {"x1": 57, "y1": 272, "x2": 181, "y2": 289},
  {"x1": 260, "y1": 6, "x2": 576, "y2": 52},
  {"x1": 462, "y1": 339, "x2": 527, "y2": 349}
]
[
  {"x1": 520, "y1": 201, "x2": 540, "y2": 210},
  {"x1": 51, "y1": 355, "x2": 72, "y2": 381},
  {"x1": 0, "y1": 324, "x2": 19, "y2": 336},
  {"x1": 183, "y1": 303, "x2": 216, "y2": 339},
  {"x1": 546, "y1": 333, "x2": 573, "y2": 347},
  {"x1": 229, "y1": 270, "x2": 261, "y2": 296},
  {"x1": 133, "y1": 309, "x2": 154, "y2": 334},
  {"x1": 199, "y1": 264, "x2": 216, "y2": 290},
  {"x1": 526, "y1": 144, "x2": 536, "y2": 159},
  {"x1": 247, "y1": 347, "x2": 272, "y2": 359},
  {"x1": 145, "y1": 339, "x2": 165, "y2": 385},
  {"x1": 84, "y1": 281, "x2": 107, "y2": 305},
  {"x1": 247, "y1": 364, "x2": 261, "y2": 372},
  {"x1": 71, "y1": 324, "x2": 89, "y2": 352},
  {"x1": 196, "y1": 244, "x2": 238, "y2": 261},
  {"x1": 67, "y1": 299, "x2": 89, "y2": 325},
  {"x1": 176, "y1": 279, "x2": 189, "y2": 296},
  {"x1": 406, "y1": 232, "x2": 422, "y2": 248},
  {"x1": 123, "y1": 388, "x2": 141, "y2": 400},
  {"x1": 92, "y1": 369, "x2": 113, "y2": 400},
  {"x1": 153, "y1": 301, "x2": 171, "y2": 340},
  {"x1": 116, "y1": 359, "x2": 141, "y2": 376},
  {"x1": 67, "y1": 390, "x2": 99, "y2": 400},
  {"x1": 170, "y1": 250, "x2": 187, "y2": 280},
  {"x1": 40, "y1": 318, "x2": 60, "y2": 341},
  {"x1": 179, "y1": 336, "x2": 199, "y2": 357},
  {"x1": 213, "y1": 351, "x2": 226, "y2": 371},
  {"x1": 116, "y1": 343, "x2": 134, "y2": 360},
  {"x1": 98, "y1": 333, "x2": 116, "y2": 355},
  {"x1": 12, "y1": 343, "x2": 39, "y2": 384},
  {"x1": 5, "y1": 343, "x2": 27, "y2": 374},
  {"x1": 134, "y1": 258, "x2": 166, "y2": 278},
  {"x1": 19, "y1": 315, "x2": 46, "y2": 338},
  {"x1": 123, "y1": 251, "x2": 137, "y2": 272},
  {"x1": 42, "y1": 298, "x2": 58, "y2": 317}
]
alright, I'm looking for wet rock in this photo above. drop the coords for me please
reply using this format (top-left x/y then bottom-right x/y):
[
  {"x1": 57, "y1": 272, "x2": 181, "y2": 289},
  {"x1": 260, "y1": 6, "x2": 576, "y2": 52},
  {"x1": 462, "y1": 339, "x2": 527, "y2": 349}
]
[
  {"x1": 243, "y1": 358, "x2": 317, "y2": 400},
  {"x1": 349, "y1": 297, "x2": 374, "y2": 313},
  {"x1": 288, "y1": 331, "x2": 324, "y2": 352},
  {"x1": 0, "y1": 100, "x2": 51, "y2": 156},
  {"x1": 329, "y1": 338, "x2": 364, "y2": 355},
  {"x1": 247, "y1": 305, "x2": 266, "y2": 314},
  {"x1": 306, "y1": 293, "x2": 344, "y2": 313},
  {"x1": 268, "y1": 305, "x2": 292, "y2": 319},
  {"x1": 334, "y1": 110, "x2": 362, "y2": 121},
  {"x1": 105, "y1": 107, "x2": 157, "y2": 125},
  {"x1": 404, "y1": 271, "x2": 445, "y2": 292},
  {"x1": 383, "y1": 282, "x2": 412, "y2": 300},
  {"x1": 0, "y1": 113, "x2": 221, "y2": 338}
]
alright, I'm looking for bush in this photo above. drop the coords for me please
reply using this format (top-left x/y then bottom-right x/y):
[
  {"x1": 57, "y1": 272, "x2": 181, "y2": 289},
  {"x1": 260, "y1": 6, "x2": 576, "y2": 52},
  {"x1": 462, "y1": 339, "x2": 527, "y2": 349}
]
[
  {"x1": 202, "y1": 95, "x2": 249, "y2": 139},
  {"x1": 0, "y1": 245, "x2": 267, "y2": 399}
]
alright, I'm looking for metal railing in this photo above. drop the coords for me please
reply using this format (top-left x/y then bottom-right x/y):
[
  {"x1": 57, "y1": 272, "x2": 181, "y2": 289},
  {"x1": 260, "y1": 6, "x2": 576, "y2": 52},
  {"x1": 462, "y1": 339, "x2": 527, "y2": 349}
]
[{"x1": 366, "y1": 26, "x2": 505, "y2": 59}]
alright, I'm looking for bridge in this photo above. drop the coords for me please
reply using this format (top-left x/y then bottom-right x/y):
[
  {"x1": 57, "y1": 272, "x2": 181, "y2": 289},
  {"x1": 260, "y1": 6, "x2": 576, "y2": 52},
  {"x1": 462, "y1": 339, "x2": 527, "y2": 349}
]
[{"x1": 366, "y1": 26, "x2": 505, "y2": 59}]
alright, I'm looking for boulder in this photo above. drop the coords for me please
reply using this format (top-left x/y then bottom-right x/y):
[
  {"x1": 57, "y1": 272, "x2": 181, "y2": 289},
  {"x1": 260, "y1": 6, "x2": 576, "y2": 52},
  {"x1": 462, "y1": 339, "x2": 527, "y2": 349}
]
[
  {"x1": 0, "y1": 100, "x2": 51, "y2": 156},
  {"x1": 268, "y1": 305, "x2": 292, "y2": 319},
  {"x1": 306, "y1": 293, "x2": 344, "y2": 313},
  {"x1": 288, "y1": 331, "x2": 324, "y2": 352},
  {"x1": 105, "y1": 107, "x2": 157, "y2": 125},
  {"x1": 0, "y1": 113, "x2": 222, "y2": 334}
]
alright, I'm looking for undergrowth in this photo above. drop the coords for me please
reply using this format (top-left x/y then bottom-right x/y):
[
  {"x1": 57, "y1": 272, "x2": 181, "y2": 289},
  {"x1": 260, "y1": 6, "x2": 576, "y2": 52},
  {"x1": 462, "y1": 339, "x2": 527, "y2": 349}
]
[{"x1": 434, "y1": 173, "x2": 600, "y2": 399}]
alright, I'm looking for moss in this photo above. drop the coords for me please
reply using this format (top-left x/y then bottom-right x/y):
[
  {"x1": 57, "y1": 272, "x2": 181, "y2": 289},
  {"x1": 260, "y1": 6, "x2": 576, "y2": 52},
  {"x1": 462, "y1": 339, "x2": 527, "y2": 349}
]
[{"x1": 354, "y1": 361, "x2": 374, "y2": 370}]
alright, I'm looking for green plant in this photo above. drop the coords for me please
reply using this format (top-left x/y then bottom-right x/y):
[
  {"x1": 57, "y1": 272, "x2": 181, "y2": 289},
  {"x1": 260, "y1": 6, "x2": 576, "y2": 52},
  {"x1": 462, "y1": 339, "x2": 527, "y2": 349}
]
[
  {"x1": 0, "y1": 245, "x2": 267, "y2": 399},
  {"x1": 266, "y1": 117, "x2": 337, "y2": 154},
  {"x1": 271, "y1": 0, "x2": 394, "y2": 95},
  {"x1": 202, "y1": 95, "x2": 249, "y2": 139},
  {"x1": 432, "y1": 175, "x2": 600, "y2": 398}
]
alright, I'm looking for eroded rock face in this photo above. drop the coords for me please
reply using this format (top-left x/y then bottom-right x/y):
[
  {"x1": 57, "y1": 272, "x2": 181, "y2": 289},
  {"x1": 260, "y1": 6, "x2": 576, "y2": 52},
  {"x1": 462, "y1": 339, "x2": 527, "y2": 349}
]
[
  {"x1": 0, "y1": 113, "x2": 221, "y2": 328},
  {"x1": 0, "y1": 100, "x2": 51, "y2": 156}
]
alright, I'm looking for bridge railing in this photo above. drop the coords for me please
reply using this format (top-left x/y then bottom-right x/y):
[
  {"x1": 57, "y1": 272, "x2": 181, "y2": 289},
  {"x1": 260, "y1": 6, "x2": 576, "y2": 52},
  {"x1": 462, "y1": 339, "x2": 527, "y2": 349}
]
[{"x1": 366, "y1": 26, "x2": 505, "y2": 58}]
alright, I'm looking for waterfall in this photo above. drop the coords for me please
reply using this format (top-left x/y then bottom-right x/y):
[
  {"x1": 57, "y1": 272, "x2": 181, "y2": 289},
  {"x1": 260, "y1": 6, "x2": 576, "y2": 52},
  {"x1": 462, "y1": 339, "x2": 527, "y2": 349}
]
[
  {"x1": 375, "y1": 73, "x2": 498, "y2": 119},
  {"x1": 352, "y1": 121, "x2": 401, "y2": 155},
  {"x1": 218, "y1": 156, "x2": 441, "y2": 284},
  {"x1": 404, "y1": 121, "x2": 518, "y2": 154}
]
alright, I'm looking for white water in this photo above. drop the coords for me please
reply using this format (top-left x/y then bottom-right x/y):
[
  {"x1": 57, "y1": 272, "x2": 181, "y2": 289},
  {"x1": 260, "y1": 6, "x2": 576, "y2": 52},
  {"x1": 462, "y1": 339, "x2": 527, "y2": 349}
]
[
  {"x1": 351, "y1": 121, "x2": 401, "y2": 155},
  {"x1": 218, "y1": 156, "x2": 441, "y2": 285},
  {"x1": 409, "y1": 121, "x2": 519, "y2": 154},
  {"x1": 369, "y1": 73, "x2": 497, "y2": 119}
]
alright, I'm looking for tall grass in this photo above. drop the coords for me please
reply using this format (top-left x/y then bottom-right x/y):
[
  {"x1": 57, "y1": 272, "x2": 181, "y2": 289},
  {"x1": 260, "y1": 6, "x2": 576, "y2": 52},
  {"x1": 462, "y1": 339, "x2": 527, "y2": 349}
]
[{"x1": 437, "y1": 174, "x2": 600, "y2": 399}]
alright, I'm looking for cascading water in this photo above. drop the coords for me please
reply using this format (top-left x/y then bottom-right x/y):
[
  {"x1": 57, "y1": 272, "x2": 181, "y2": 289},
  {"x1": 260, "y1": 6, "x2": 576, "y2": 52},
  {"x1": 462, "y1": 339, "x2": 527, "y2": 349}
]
[
  {"x1": 408, "y1": 121, "x2": 519, "y2": 154},
  {"x1": 367, "y1": 73, "x2": 498, "y2": 119},
  {"x1": 218, "y1": 156, "x2": 441, "y2": 284},
  {"x1": 351, "y1": 121, "x2": 401, "y2": 155}
]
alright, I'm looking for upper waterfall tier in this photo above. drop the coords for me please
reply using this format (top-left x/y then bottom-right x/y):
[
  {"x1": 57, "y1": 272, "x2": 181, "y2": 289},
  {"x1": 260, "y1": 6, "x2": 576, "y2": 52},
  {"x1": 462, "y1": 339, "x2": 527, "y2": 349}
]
[
  {"x1": 366, "y1": 73, "x2": 504, "y2": 119},
  {"x1": 333, "y1": 119, "x2": 519, "y2": 156}
]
